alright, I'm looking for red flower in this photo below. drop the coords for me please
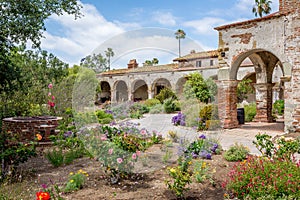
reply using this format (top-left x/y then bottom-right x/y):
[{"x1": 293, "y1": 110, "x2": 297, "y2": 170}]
[
  {"x1": 36, "y1": 191, "x2": 50, "y2": 200},
  {"x1": 48, "y1": 101, "x2": 55, "y2": 108}
]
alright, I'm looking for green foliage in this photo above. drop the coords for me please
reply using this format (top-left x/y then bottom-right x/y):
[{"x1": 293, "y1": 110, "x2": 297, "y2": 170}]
[
  {"x1": 192, "y1": 160, "x2": 214, "y2": 184},
  {"x1": 149, "y1": 104, "x2": 164, "y2": 114},
  {"x1": 129, "y1": 102, "x2": 149, "y2": 115},
  {"x1": 0, "y1": 131, "x2": 37, "y2": 182},
  {"x1": 252, "y1": 0, "x2": 272, "y2": 18},
  {"x1": 224, "y1": 133, "x2": 300, "y2": 199},
  {"x1": 64, "y1": 170, "x2": 88, "y2": 193},
  {"x1": 143, "y1": 98, "x2": 161, "y2": 107},
  {"x1": 237, "y1": 79, "x2": 254, "y2": 102},
  {"x1": 273, "y1": 99, "x2": 284, "y2": 115},
  {"x1": 205, "y1": 120, "x2": 221, "y2": 130},
  {"x1": 95, "y1": 110, "x2": 113, "y2": 124},
  {"x1": 45, "y1": 148, "x2": 64, "y2": 167},
  {"x1": 244, "y1": 103, "x2": 256, "y2": 122},
  {"x1": 180, "y1": 98, "x2": 202, "y2": 127},
  {"x1": 163, "y1": 98, "x2": 180, "y2": 113},
  {"x1": 80, "y1": 53, "x2": 108, "y2": 73},
  {"x1": 224, "y1": 143, "x2": 250, "y2": 161},
  {"x1": 205, "y1": 78, "x2": 218, "y2": 102},
  {"x1": 165, "y1": 156, "x2": 192, "y2": 198},
  {"x1": 253, "y1": 133, "x2": 300, "y2": 161},
  {"x1": 155, "y1": 88, "x2": 177, "y2": 104},
  {"x1": 183, "y1": 72, "x2": 211, "y2": 103},
  {"x1": 223, "y1": 156, "x2": 300, "y2": 199}
]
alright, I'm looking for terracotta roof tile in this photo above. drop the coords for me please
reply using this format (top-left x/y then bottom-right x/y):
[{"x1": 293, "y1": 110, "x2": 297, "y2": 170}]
[{"x1": 173, "y1": 50, "x2": 219, "y2": 62}]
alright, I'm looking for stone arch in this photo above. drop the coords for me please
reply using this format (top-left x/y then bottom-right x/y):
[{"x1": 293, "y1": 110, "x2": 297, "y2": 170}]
[
  {"x1": 175, "y1": 77, "x2": 187, "y2": 96},
  {"x1": 98, "y1": 81, "x2": 111, "y2": 103},
  {"x1": 114, "y1": 80, "x2": 128, "y2": 102},
  {"x1": 218, "y1": 49, "x2": 283, "y2": 128},
  {"x1": 132, "y1": 79, "x2": 148, "y2": 101},
  {"x1": 152, "y1": 78, "x2": 172, "y2": 96}
]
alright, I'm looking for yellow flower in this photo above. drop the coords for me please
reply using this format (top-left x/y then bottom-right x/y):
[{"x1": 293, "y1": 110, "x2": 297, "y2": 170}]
[
  {"x1": 170, "y1": 168, "x2": 176, "y2": 173},
  {"x1": 69, "y1": 172, "x2": 74, "y2": 175},
  {"x1": 202, "y1": 162, "x2": 207, "y2": 169},
  {"x1": 70, "y1": 179, "x2": 74, "y2": 183}
]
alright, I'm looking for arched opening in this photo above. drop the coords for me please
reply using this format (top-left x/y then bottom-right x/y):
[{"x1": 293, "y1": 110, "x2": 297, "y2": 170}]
[
  {"x1": 175, "y1": 77, "x2": 187, "y2": 97},
  {"x1": 132, "y1": 80, "x2": 148, "y2": 101},
  {"x1": 98, "y1": 81, "x2": 111, "y2": 104},
  {"x1": 230, "y1": 49, "x2": 283, "y2": 124},
  {"x1": 114, "y1": 81, "x2": 128, "y2": 102},
  {"x1": 152, "y1": 78, "x2": 172, "y2": 96}
]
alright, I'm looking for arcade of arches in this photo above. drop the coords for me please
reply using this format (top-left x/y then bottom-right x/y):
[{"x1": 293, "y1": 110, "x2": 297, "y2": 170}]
[{"x1": 98, "y1": 0, "x2": 300, "y2": 133}]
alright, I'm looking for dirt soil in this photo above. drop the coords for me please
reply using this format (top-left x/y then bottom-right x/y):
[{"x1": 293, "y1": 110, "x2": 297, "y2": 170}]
[{"x1": 10, "y1": 143, "x2": 237, "y2": 200}]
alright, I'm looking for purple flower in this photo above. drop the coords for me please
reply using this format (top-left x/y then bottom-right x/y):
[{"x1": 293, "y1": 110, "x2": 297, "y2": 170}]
[
  {"x1": 206, "y1": 153, "x2": 212, "y2": 160},
  {"x1": 199, "y1": 134, "x2": 206, "y2": 139},
  {"x1": 191, "y1": 152, "x2": 198, "y2": 159},
  {"x1": 41, "y1": 184, "x2": 47, "y2": 189},
  {"x1": 64, "y1": 131, "x2": 73, "y2": 138}
]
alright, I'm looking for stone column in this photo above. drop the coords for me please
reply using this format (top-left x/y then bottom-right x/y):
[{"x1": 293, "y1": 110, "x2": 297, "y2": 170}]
[
  {"x1": 110, "y1": 89, "x2": 116, "y2": 103},
  {"x1": 148, "y1": 86, "x2": 154, "y2": 99},
  {"x1": 253, "y1": 83, "x2": 274, "y2": 122},
  {"x1": 217, "y1": 80, "x2": 239, "y2": 129}
]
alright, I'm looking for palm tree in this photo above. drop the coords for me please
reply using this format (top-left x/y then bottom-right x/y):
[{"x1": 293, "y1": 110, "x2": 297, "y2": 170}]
[
  {"x1": 105, "y1": 47, "x2": 114, "y2": 71},
  {"x1": 175, "y1": 29, "x2": 186, "y2": 57},
  {"x1": 252, "y1": 0, "x2": 272, "y2": 18}
]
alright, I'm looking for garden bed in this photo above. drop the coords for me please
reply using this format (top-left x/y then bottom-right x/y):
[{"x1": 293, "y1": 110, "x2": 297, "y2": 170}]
[{"x1": 1, "y1": 144, "x2": 235, "y2": 200}]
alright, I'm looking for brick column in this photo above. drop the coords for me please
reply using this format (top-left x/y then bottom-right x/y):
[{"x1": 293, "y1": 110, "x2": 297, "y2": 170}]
[
  {"x1": 253, "y1": 83, "x2": 275, "y2": 122},
  {"x1": 217, "y1": 80, "x2": 239, "y2": 129}
]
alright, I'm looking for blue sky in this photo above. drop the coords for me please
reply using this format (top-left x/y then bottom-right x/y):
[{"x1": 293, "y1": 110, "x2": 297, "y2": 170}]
[{"x1": 41, "y1": 0, "x2": 279, "y2": 69}]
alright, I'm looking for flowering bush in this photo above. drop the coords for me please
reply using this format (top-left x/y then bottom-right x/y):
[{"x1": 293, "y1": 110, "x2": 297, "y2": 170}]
[
  {"x1": 165, "y1": 156, "x2": 192, "y2": 198},
  {"x1": 80, "y1": 125, "x2": 159, "y2": 183},
  {"x1": 64, "y1": 169, "x2": 88, "y2": 192},
  {"x1": 253, "y1": 133, "x2": 300, "y2": 161},
  {"x1": 47, "y1": 83, "x2": 56, "y2": 114},
  {"x1": 184, "y1": 134, "x2": 221, "y2": 160},
  {"x1": 192, "y1": 160, "x2": 215, "y2": 184},
  {"x1": 172, "y1": 112, "x2": 186, "y2": 126},
  {"x1": 223, "y1": 133, "x2": 300, "y2": 199},
  {"x1": 223, "y1": 156, "x2": 300, "y2": 199},
  {"x1": 224, "y1": 143, "x2": 250, "y2": 161}
]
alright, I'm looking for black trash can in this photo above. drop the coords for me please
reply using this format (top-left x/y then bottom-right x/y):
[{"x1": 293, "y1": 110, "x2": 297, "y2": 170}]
[{"x1": 237, "y1": 108, "x2": 245, "y2": 124}]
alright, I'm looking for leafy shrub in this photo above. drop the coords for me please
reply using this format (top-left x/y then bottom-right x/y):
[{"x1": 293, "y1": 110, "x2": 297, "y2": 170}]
[
  {"x1": 155, "y1": 88, "x2": 177, "y2": 103},
  {"x1": 163, "y1": 98, "x2": 178, "y2": 113},
  {"x1": 64, "y1": 169, "x2": 88, "y2": 193},
  {"x1": 129, "y1": 102, "x2": 149, "y2": 114},
  {"x1": 95, "y1": 110, "x2": 113, "y2": 124},
  {"x1": 0, "y1": 131, "x2": 37, "y2": 182},
  {"x1": 165, "y1": 156, "x2": 192, "y2": 198},
  {"x1": 192, "y1": 160, "x2": 214, "y2": 184},
  {"x1": 198, "y1": 104, "x2": 218, "y2": 130},
  {"x1": 223, "y1": 143, "x2": 250, "y2": 161},
  {"x1": 223, "y1": 156, "x2": 300, "y2": 199},
  {"x1": 45, "y1": 148, "x2": 64, "y2": 167},
  {"x1": 205, "y1": 120, "x2": 220, "y2": 130},
  {"x1": 143, "y1": 98, "x2": 161, "y2": 107},
  {"x1": 244, "y1": 103, "x2": 256, "y2": 122},
  {"x1": 149, "y1": 103, "x2": 164, "y2": 114},
  {"x1": 273, "y1": 99, "x2": 284, "y2": 115}
]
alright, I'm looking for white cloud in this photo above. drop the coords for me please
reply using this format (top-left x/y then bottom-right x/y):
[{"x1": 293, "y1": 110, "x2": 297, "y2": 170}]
[
  {"x1": 41, "y1": 3, "x2": 127, "y2": 65},
  {"x1": 152, "y1": 11, "x2": 177, "y2": 26},
  {"x1": 183, "y1": 17, "x2": 226, "y2": 35}
]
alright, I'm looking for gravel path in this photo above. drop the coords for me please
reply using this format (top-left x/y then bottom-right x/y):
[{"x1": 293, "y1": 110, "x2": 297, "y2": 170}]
[{"x1": 129, "y1": 113, "x2": 285, "y2": 155}]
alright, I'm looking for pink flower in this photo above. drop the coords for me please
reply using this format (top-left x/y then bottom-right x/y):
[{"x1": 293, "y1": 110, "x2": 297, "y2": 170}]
[
  {"x1": 132, "y1": 153, "x2": 137, "y2": 160},
  {"x1": 140, "y1": 129, "x2": 147, "y2": 135},
  {"x1": 48, "y1": 83, "x2": 53, "y2": 89},
  {"x1": 48, "y1": 101, "x2": 55, "y2": 108},
  {"x1": 52, "y1": 96, "x2": 55, "y2": 100},
  {"x1": 136, "y1": 150, "x2": 141, "y2": 157},
  {"x1": 48, "y1": 92, "x2": 51, "y2": 96},
  {"x1": 108, "y1": 148, "x2": 113, "y2": 155},
  {"x1": 117, "y1": 158, "x2": 123, "y2": 164},
  {"x1": 100, "y1": 136, "x2": 107, "y2": 141}
]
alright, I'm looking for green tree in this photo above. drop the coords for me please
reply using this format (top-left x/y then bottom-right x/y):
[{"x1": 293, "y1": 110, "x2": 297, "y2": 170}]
[
  {"x1": 252, "y1": 0, "x2": 272, "y2": 18},
  {"x1": 0, "y1": 0, "x2": 81, "y2": 93},
  {"x1": 183, "y1": 72, "x2": 210, "y2": 103},
  {"x1": 105, "y1": 48, "x2": 114, "y2": 71},
  {"x1": 237, "y1": 79, "x2": 254, "y2": 102},
  {"x1": 175, "y1": 29, "x2": 186, "y2": 57},
  {"x1": 80, "y1": 53, "x2": 108, "y2": 73},
  {"x1": 144, "y1": 58, "x2": 159, "y2": 66},
  {"x1": 152, "y1": 58, "x2": 159, "y2": 65}
]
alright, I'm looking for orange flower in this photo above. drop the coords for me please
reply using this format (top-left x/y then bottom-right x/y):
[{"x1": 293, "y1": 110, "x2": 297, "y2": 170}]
[
  {"x1": 36, "y1": 134, "x2": 42, "y2": 141},
  {"x1": 36, "y1": 191, "x2": 50, "y2": 200}
]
